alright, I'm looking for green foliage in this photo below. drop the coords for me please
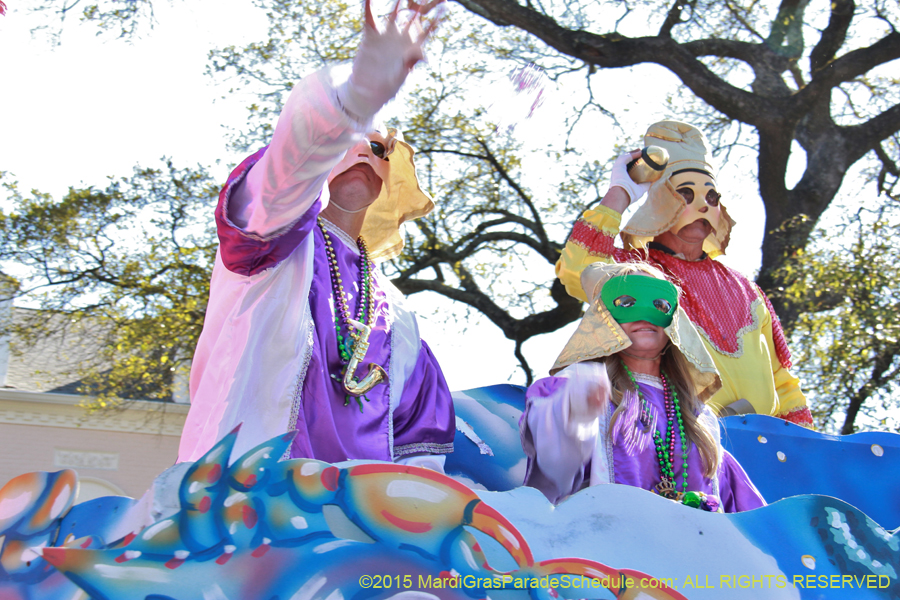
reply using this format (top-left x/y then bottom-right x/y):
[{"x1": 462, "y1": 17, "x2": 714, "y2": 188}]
[
  {"x1": 782, "y1": 204, "x2": 900, "y2": 434},
  {"x1": 29, "y1": 0, "x2": 158, "y2": 41},
  {"x1": 0, "y1": 162, "x2": 218, "y2": 408}
]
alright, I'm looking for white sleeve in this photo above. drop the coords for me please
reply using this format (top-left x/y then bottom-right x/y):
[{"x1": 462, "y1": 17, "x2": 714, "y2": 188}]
[
  {"x1": 522, "y1": 362, "x2": 610, "y2": 503},
  {"x1": 396, "y1": 453, "x2": 446, "y2": 474},
  {"x1": 229, "y1": 66, "x2": 371, "y2": 238}
]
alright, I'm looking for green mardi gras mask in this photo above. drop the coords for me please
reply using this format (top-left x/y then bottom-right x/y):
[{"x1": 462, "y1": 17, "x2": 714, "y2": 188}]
[{"x1": 600, "y1": 275, "x2": 678, "y2": 328}]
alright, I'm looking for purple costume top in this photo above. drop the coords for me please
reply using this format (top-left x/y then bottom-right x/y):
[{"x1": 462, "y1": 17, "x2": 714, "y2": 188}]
[
  {"x1": 520, "y1": 363, "x2": 765, "y2": 512},
  {"x1": 178, "y1": 67, "x2": 454, "y2": 464}
]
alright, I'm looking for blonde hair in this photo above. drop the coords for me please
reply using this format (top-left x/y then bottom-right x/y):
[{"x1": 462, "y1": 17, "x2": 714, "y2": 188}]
[
  {"x1": 597, "y1": 262, "x2": 719, "y2": 478},
  {"x1": 584, "y1": 261, "x2": 676, "y2": 304}
]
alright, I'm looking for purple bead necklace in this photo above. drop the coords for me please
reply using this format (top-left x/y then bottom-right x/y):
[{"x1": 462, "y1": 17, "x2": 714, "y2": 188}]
[
  {"x1": 318, "y1": 217, "x2": 376, "y2": 411},
  {"x1": 621, "y1": 362, "x2": 687, "y2": 499}
]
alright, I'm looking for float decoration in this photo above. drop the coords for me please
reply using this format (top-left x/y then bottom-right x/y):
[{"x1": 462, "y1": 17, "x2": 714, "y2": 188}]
[
  {"x1": 445, "y1": 385, "x2": 900, "y2": 529},
  {"x1": 1, "y1": 386, "x2": 898, "y2": 600},
  {"x1": 2, "y1": 424, "x2": 686, "y2": 600}
]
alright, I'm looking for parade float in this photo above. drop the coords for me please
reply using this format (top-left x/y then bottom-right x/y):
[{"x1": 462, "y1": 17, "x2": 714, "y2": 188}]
[{"x1": 1, "y1": 385, "x2": 897, "y2": 600}]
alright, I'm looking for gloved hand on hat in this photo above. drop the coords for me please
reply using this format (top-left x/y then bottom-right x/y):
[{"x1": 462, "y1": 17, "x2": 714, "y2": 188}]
[{"x1": 609, "y1": 150, "x2": 652, "y2": 205}]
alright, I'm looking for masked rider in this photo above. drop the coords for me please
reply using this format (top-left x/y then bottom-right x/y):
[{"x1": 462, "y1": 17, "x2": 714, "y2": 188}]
[
  {"x1": 522, "y1": 262, "x2": 766, "y2": 512},
  {"x1": 557, "y1": 121, "x2": 812, "y2": 426},
  {"x1": 178, "y1": 0, "x2": 455, "y2": 469}
]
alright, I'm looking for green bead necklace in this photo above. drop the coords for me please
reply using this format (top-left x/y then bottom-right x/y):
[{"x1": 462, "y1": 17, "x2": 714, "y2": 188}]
[
  {"x1": 621, "y1": 361, "x2": 688, "y2": 499},
  {"x1": 319, "y1": 218, "x2": 377, "y2": 411}
]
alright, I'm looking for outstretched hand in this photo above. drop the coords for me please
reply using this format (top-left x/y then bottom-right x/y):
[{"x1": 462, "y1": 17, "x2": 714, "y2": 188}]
[
  {"x1": 342, "y1": 0, "x2": 446, "y2": 121},
  {"x1": 565, "y1": 361, "x2": 611, "y2": 427},
  {"x1": 364, "y1": 0, "x2": 444, "y2": 67}
]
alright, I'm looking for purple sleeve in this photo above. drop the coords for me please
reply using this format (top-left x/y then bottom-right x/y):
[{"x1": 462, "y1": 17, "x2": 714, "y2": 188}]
[
  {"x1": 392, "y1": 340, "x2": 455, "y2": 457},
  {"x1": 215, "y1": 146, "x2": 322, "y2": 276},
  {"x1": 718, "y1": 449, "x2": 767, "y2": 513}
]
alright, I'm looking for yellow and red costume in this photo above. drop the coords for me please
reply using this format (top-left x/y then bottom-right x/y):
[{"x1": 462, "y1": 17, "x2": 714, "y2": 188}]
[{"x1": 557, "y1": 121, "x2": 812, "y2": 427}]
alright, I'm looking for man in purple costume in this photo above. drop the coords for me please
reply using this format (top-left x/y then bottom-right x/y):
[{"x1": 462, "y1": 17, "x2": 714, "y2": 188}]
[{"x1": 178, "y1": 0, "x2": 454, "y2": 471}]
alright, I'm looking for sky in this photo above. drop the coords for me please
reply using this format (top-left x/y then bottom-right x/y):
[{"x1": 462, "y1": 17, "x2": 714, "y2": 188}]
[{"x1": 0, "y1": 1, "x2": 784, "y2": 391}]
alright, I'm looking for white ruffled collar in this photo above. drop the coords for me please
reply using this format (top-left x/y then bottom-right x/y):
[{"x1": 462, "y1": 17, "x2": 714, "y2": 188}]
[{"x1": 632, "y1": 372, "x2": 663, "y2": 390}]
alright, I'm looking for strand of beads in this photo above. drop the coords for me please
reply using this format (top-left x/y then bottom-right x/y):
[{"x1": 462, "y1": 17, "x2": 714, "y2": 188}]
[
  {"x1": 350, "y1": 237, "x2": 377, "y2": 347},
  {"x1": 662, "y1": 372, "x2": 689, "y2": 494},
  {"x1": 319, "y1": 218, "x2": 376, "y2": 410},
  {"x1": 621, "y1": 362, "x2": 687, "y2": 499}
]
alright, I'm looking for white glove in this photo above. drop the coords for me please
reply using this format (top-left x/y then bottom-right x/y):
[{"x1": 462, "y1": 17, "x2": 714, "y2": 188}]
[
  {"x1": 561, "y1": 362, "x2": 610, "y2": 440},
  {"x1": 609, "y1": 151, "x2": 651, "y2": 204},
  {"x1": 339, "y1": 0, "x2": 443, "y2": 122}
]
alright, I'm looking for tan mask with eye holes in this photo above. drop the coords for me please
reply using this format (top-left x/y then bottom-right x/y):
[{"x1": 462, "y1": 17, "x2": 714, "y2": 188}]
[
  {"x1": 620, "y1": 121, "x2": 735, "y2": 258},
  {"x1": 670, "y1": 170, "x2": 722, "y2": 237}
]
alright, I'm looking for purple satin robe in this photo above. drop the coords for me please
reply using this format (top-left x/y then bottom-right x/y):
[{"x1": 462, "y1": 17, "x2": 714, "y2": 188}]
[{"x1": 214, "y1": 149, "x2": 455, "y2": 464}]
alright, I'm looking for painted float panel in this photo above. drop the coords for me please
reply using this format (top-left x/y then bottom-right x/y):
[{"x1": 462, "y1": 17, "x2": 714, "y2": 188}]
[{"x1": 0, "y1": 386, "x2": 897, "y2": 600}]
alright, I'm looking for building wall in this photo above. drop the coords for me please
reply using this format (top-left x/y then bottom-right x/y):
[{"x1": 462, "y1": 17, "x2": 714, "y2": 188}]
[{"x1": 0, "y1": 389, "x2": 188, "y2": 502}]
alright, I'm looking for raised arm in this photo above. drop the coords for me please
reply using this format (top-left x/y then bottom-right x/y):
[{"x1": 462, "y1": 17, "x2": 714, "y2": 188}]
[
  {"x1": 228, "y1": 0, "x2": 444, "y2": 238},
  {"x1": 556, "y1": 151, "x2": 648, "y2": 301},
  {"x1": 227, "y1": 70, "x2": 364, "y2": 238}
]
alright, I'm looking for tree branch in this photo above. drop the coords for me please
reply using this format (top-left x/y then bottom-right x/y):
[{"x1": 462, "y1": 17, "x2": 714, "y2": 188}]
[
  {"x1": 764, "y1": 0, "x2": 811, "y2": 59},
  {"x1": 393, "y1": 274, "x2": 582, "y2": 342},
  {"x1": 454, "y1": 231, "x2": 548, "y2": 260},
  {"x1": 845, "y1": 103, "x2": 900, "y2": 157},
  {"x1": 841, "y1": 340, "x2": 900, "y2": 434},
  {"x1": 874, "y1": 141, "x2": 900, "y2": 197},
  {"x1": 514, "y1": 339, "x2": 534, "y2": 385},
  {"x1": 453, "y1": 0, "x2": 779, "y2": 123},
  {"x1": 809, "y1": 0, "x2": 855, "y2": 74},
  {"x1": 658, "y1": 0, "x2": 689, "y2": 38},
  {"x1": 797, "y1": 30, "x2": 900, "y2": 114},
  {"x1": 473, "y1": 137, "x2": 551, "y2": 248}
]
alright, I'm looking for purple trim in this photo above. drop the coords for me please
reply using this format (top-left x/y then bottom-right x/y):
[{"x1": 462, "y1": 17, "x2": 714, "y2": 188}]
[{"x1": 215, "y1": 146, "x2": 322, "y2": 276}]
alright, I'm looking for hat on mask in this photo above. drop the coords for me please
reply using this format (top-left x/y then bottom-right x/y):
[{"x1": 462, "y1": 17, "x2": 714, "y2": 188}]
[
  {"x1": 620, "y1": 120, "x2": 736, "y2": 258},
  {"x1": 355, "y1": 127, "x2": 433, "y2": 262},
  {"x1": 550, "y1": 262, "x2": 721, "y2": 402}
]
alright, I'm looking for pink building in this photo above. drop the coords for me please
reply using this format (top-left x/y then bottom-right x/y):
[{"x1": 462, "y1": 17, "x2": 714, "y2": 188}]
[{"x1": 0, "y1": 304, "x2": 188, "y2": 500}]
